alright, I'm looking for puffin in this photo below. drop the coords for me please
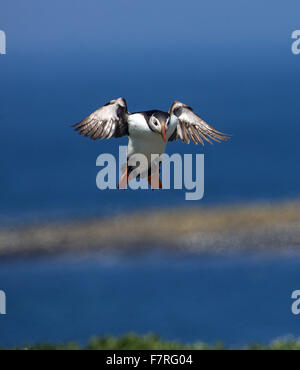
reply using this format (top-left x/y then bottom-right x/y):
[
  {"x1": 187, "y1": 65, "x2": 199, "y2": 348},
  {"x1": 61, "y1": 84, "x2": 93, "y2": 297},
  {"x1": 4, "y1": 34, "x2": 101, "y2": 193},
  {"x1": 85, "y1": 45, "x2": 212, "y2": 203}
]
[{"x1": 72, "y1": 98, "x2": 229, "y2": 188}]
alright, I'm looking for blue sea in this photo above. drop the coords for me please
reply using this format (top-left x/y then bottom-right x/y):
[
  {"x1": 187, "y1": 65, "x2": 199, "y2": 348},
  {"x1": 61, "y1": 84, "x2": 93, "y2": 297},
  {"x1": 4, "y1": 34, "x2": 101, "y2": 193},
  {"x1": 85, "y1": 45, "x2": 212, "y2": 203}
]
[
  {"x1": 1, "y1": 0, "x2": 300, "y2": 348},
  {"x1": 1, "y1": 253, "x2": 300, "y2": 348}
]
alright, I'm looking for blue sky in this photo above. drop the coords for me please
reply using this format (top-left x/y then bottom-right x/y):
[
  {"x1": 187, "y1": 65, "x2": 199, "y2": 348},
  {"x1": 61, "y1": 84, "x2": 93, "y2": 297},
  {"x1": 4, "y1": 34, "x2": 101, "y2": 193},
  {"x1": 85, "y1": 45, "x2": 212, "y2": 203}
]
[{"x1": 1, "y1": 0, "x2": 300, "y2": 55}]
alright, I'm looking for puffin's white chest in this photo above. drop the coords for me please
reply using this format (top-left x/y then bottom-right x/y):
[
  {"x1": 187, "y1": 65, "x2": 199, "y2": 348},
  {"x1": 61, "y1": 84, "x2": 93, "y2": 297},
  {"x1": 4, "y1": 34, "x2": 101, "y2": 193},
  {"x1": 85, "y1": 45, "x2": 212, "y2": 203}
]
[{"x1": 127, "y1": 113, "x2": 166, "y2": 161}]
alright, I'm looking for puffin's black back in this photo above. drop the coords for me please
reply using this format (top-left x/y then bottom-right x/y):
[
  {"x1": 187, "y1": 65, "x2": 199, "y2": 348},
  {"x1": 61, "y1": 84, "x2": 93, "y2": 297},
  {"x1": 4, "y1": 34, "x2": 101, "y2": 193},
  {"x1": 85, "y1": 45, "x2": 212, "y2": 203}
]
[{"x1": 132, "y1": 110, "x2": 170, "y2": 123}]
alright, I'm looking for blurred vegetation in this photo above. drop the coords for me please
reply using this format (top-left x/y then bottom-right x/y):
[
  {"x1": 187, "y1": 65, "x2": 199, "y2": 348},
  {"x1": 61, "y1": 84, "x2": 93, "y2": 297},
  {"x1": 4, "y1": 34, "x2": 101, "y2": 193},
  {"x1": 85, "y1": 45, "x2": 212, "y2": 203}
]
[{"x1": 2, "y1": 333, "x2": 300, "y2": 350}]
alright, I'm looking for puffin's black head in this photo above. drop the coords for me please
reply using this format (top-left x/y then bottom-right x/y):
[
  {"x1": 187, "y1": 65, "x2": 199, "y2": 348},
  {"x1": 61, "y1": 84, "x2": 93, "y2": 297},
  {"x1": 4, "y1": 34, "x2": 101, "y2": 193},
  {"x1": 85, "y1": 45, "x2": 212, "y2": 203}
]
[{"x1": 147, "y1": 110, "x2": 170, "y2": 143}]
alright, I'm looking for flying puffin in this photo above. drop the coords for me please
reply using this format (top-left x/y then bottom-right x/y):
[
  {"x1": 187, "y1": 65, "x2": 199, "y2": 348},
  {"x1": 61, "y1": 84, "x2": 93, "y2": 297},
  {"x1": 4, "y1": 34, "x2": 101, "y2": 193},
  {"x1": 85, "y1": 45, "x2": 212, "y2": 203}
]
[{"x1": 72, "y1": 98, "x2": 229, "y2": 188}]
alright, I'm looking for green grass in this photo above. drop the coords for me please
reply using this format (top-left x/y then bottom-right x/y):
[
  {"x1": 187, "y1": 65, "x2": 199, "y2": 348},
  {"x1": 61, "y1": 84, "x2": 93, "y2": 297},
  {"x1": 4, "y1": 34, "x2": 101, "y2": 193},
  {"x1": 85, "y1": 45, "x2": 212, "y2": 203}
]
[{"x1": 3, "y1": 333, "x2": 300, "y2": 350}]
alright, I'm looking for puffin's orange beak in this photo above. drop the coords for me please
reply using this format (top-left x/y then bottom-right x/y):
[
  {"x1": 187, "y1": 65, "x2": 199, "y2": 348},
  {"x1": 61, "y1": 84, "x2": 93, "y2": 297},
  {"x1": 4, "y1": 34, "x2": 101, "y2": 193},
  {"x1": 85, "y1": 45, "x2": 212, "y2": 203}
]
[{"x1": 161, "y1": 122, "x2": 166, "y2": 143}]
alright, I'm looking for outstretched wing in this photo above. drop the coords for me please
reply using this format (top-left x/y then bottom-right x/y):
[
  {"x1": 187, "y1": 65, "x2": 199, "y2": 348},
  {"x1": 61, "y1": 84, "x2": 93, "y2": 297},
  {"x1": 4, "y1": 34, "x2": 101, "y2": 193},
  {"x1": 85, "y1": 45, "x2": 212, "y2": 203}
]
[
  {"x1": 72, "y1": 97, "x2": 129, "y2": 140},
  {"x1": 168, "y1": 101, "x2": 230, "y2": 145}
]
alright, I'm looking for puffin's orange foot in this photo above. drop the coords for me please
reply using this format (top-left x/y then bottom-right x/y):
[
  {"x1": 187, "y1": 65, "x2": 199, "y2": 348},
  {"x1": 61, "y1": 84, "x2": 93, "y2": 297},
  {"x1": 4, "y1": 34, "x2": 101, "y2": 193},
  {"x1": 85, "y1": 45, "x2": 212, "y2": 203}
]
[
  {"x1": 118, "y1": 165, "x2": 129, "y2": 189},
  {"x1": 148, "y1": 168, "x2": 162, "y2": 189}
]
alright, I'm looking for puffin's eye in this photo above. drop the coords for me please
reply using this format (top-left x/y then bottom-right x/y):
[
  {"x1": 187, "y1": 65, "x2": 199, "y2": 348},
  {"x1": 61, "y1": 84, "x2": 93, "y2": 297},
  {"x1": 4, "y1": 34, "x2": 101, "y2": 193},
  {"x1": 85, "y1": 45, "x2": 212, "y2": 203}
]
[{"x1": 153, "y1": 120, "x2": 158, "y2": 126}]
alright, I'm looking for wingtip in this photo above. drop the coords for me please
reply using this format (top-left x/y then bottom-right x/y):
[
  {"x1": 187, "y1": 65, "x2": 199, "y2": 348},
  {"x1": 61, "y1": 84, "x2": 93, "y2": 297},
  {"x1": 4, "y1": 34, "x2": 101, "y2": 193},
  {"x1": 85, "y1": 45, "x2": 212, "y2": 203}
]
[{"x1": 71, "y1": 122, "x2": 81, "y2": 128}]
